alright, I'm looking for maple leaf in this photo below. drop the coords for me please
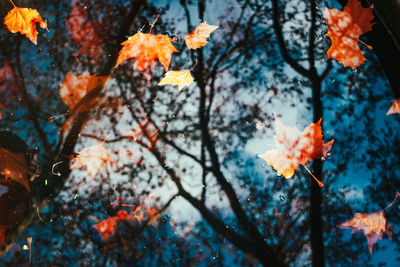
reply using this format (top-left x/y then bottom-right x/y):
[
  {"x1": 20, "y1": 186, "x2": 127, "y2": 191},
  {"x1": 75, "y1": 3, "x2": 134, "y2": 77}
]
[
  {"x1": 0, "y1": 61, "x2": 18, "y2": 106},
  {"x1": 0, "y1": 147, "x2": 30, "y2": 191},
  {"x1": 59, "y1": 71, "x2": 108, "y2": 112},
  {"x1": 66, "y1": 0, "x2": 103, "y2": 58},
  {"x1": 257, "y1": 115, "x2": 334, "y2": 181},
  {"x1": 338, "y1": 211, "x2": 392, "y2": 254},
  {"x1": 323, "y1": 0, "x2": 374, "y2": 69},
  {"x1": 386, "y1": 99, "x2": 400, "y2": 115},
  {"x1": 4, "y1": 2, "x2": 47, "y2": 45},
  {"x1": 158, "y1": 70, "x2": 194, "y2": 91},
  {"x1": 71, "y1": 141, "x2": 112, "y2": 178},
  {"x1": 115, "y1": 32, "x2": 178, "y2": 83},
  {"x1": 184, "y1": 22, "x2": 219, "y2": 50},
  {"x1": 93, "y1": 210, "x2": 134, "y2": 242},
  {"x1": 338, "y1": 193, "x2": 400, "y2": 253}
]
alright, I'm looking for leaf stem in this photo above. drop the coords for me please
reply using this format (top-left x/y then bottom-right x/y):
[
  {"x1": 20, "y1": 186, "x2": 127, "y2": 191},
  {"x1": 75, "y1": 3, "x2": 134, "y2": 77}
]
[
  {"x1": 190, "y1": 59, "x2": 198, "y2": 71},
  {"x1": 384, "y1": 192, "x2": 400, "y2": 210},
  {"x1": 303, "y1": 165, "x2": 324, "y2": 187},
  {"x1": 9, "y1": 0, "x2": 16, "y2": 7},
  {"x1": 358, "y1": 39, "x2": 372, "y2": 50},
  {"x1": 149, "y1": 14, "x2": 160, "y2": 34}
]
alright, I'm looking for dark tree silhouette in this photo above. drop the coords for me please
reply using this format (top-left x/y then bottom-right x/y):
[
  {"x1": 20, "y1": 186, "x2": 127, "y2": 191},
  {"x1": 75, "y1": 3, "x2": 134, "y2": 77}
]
[{"x1": 0, "y1": 0, "x2": 399, "y2": 266}]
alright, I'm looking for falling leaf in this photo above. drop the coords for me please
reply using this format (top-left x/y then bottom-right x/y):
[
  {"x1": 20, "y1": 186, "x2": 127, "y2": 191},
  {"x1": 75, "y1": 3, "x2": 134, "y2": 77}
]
[
  {"x1": 323, "y1": 0, "x2": 374, "y2": 69},
  {"x1": 0, "y1": 61, "x2": 18, "y2": 106},
  {"x1": 386, "y1": 99, "x2": 400, "y2": 115},
  {"x1": 59, "y1": 71, "x2": 108, "y2": 112},
  {"x1": 0, "y1": 147, "x2": 30, "y2": 191},
  {"x1": 158, "y1": 70, "x2": 194, "y2": 91},
  {"x1": 66, "y1": 0, "x2": 103, "y2": 58},
  {"x1": 4, "y1": 3, "x2": 47, "y2": 45},
  {"x1": 71, "y1": 141, "x2": 112, "y2": 178},
  {"x1": 257, "y1": 114, "x2": 334, "y2": 179},
  {"x1": 115, "y1": 32, "x2": 178, "y2": 83},
  {"x1": 184, "y1": 22, "x2": 218, "y2": 50},
  {"x1": 93, "y1": 210, "x2": 134, "y2": 242}
]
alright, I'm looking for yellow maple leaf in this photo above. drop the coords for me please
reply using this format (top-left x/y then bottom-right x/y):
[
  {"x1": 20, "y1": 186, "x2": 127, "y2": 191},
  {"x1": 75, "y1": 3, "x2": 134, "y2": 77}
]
[{"x1": 157, "y1": 70, "x2": 194, "y2": 91}]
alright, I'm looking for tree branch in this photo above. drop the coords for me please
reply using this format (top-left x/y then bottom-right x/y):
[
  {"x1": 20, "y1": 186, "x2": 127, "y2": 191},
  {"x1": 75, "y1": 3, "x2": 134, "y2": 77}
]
[{"x1": 271, "y1": 0, "x2": 311, "y2": 78}]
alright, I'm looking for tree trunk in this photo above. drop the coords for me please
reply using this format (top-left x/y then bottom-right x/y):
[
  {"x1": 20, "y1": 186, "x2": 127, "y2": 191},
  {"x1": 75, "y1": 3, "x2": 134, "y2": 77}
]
[{"x1": 311, "y1": 79, "x2": 325, "y2": 267}]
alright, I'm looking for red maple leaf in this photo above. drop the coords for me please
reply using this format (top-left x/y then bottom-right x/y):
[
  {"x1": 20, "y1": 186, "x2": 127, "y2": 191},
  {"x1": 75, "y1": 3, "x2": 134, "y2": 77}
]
[
  {"x1": 323, "y1": 0, "x2": 374, "y2": 69},
  {"x1": 93, "y1": 210, "x2": 134, "y2": 242}
]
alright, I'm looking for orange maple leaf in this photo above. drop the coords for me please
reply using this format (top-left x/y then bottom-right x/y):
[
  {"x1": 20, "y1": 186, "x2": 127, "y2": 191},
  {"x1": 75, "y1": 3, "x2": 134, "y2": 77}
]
[
  {"x1": 93, "y1": 200, "x2": 159, "y2": 242},
  {"x1": 3, "y1": 1, "x2": 47, "y2": 45},
  {"x1": 338, "y1": 193, "x2": 400, "y2": 253},
  {"x1": 323, "y1": 0, "x2": 374, "y2": 69},
  {"x1": 0, "y1": 147, "x2": 30, "y2": 191},
  {"x1": 66, "y1": 0, "x2": 103, "y2": 58},
  {"x1": 115, "y1": 32, "x2": 178, "y2": 83},
  {"x1": 386, "y1": 99, "x2": 400, "y2": 115},
  {"x1": 71, "y1": 140, "x2": 112, "y2": 178},
  {"x1": 258, "y1": 115, "x2": 333, "y2": 184},
  {"x1": 93, "y1": 210, "x2": 134, "y2": 242},
  {"x1": 184, "y1": 22, "x2": 218, "y2": 50},
  {"x1": 59, "y1": 71, "x2": 108, "y2": 112}
]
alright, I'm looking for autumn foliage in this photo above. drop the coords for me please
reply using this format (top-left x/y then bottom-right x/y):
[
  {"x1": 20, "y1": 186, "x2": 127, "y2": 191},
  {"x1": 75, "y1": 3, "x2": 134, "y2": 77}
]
[
  {"x1": 59, "y1": 71, "x2": 109, "y2": 112},
  {"x1": 1, "y1": 0, "x2": 400, "y2": 263},
  {"x1": 115, "y1": 32, "x2": 178, "y2": 83},
  {"x1": 184, "y1": 22, "x2": 219, "y2": 50},
  {"x1": 338, "y1": 193, "x2": 400, "y2": 253},
  {"x1": 158, "y1": 70, "x2": 194, "y2": 91},
  {"x1": 386, "y1": 99, "x2": 400, "y2": 115},
  {"x1": 323, "y1": 0, "x2": 374, "y2": 69},
  {"x1": 258, "y1": 115, "x2": 333, "y2": 180},
  {"x1": 4, "y1": 3, "x2": 46, "y2": 45}
]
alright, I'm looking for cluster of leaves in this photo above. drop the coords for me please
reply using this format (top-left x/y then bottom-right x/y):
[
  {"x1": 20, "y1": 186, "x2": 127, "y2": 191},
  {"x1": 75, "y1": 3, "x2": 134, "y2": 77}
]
[{"x1": 0, "y1": 0, "x2": 399, "y2": 263}]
